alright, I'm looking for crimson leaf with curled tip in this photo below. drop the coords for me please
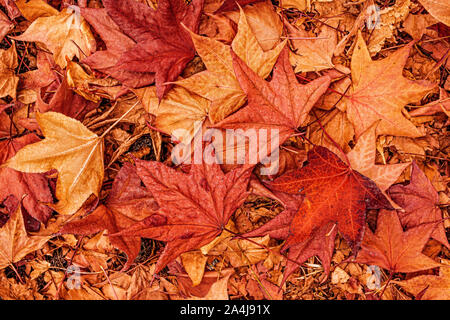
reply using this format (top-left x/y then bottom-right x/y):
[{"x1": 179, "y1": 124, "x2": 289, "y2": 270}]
[
  {"x1": 59, "y1": 163, "x2": 159, "y2": 269},
  {"x1": 36, "y1": 77, "x2": 98, "y2": 121},
  {"x1": 114, "y1": 159, "x2": 253, "y2": 273},
  {"x1": 80, "y1": 7, "x2": 155, "y2": 89},
  {"x1": 101, "y1": 0, "x2": 204, "y2": 99},
  {"x1": 246, "y1": 146, "x2": 392, "y2": 281}
]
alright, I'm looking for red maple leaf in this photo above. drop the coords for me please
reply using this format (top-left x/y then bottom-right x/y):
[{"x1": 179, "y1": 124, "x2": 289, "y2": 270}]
[
  {"x1": 245, "y1": 146, "x2": 392, "y2": 281},
  {"x1": 115, "y1": 160, "x2": 253, "y2": 273},
  {"x1": 100, "y1": 0, "x2": 204, "y2": 99},
  {"x1": 81, "y1": 7, "x2": 155, "y2": 89},
  {"x1": 388, "y1": 162, "x2": 450, "y2": 249},
  {"x1": 215, "y1": 48, "x2": 330, "y2": 164}
]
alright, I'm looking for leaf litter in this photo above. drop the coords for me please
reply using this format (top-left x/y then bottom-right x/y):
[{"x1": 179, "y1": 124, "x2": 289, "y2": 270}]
[{"x1": 0, "y1": 0, "x2": 448, "y2": 300}]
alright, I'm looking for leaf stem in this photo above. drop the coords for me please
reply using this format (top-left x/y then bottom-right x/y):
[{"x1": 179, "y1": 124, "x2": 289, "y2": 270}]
[{"x1": 99, "y1": 100, "x2": 139, "y2": 139}]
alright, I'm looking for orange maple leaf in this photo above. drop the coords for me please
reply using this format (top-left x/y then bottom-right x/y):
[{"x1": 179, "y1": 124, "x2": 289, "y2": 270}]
[{"x1": 356, "y1": 210, "x2": 441, "y2": 273}]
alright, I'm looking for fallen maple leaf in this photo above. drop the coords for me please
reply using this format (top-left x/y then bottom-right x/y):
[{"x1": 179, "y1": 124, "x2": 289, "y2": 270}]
[
  {"x1": 393, "y1": 262, "x2": 450, "y2": 300},
  {"x1": 4, "y1": 112, "x2": 104, "y2": 216},
  {"x1": 224, "y1": 1, "x2": 283, "y2": 51},
  {"x1": 388, "y1": 162, "x2": 449, "y2": 248},
  {"x1": 114, "y1": 159, "x2": 253, "y2": 273},
  {"x1": 101, "y1": 0, "x2": 204, "y2": 99},
  {"x1": 244, "y1": 189, "x2": 338, "y2": 281},
  {"x1": 286, "y1": 20, "x2": 337, "y2": 73},
  {"x1": 135, "y1": 85, "x2": 210, "y2": 144},
  {"x1": 59, "y1": 163, "x2": 159, "y2": 269},
  {"x1": 0, "y1": 10, "x2": 13, "y2": 43},
  {"x1": 0, "y1": 206, "x2": 51, "y2": 270},
  {"x1": 215, "y1": 48, "x2": 330, "y2": 157},
  {"x1": 347, "y1": 123, "x2": 411, "y2": 192},
  {"x1": 245, "y1": 146, "x2": 392, "y2": 282},
  {"x1": 80, "y1": 7, "x2": 155, "y2": 89},
  {"x1": 15, "y1": 0, "x2": 59, "y2": 21},
  {"x1": 0, "y1": 133, "x2": 53, "y2": 224},
  {"x1": 0, "y1": 42, "x2": 18, "y2": 99},
  {"x1": 264, "y1": 146, "x2": 392, "y2": 250},
  {"x1": 356, "y1": 209, "x2": 441, "y2": 273},
  {"x1": 176, "y1": 6, "x2": 286, "y2": 123},
  {"x1": 341, "y1": 31, "x2": 435, "y2": 138},
  {"x1": 13, "y1": 7, "x2": 96, "y2": 68},
  {"x1": 418, "y1": 0, "x2": 450, "y2": 26}
]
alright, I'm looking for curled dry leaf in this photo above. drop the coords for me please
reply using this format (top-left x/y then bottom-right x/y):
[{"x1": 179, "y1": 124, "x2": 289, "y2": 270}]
[
  {"x1": 0, "y1": 206, "x2": 51, "y2": 270},
  {"x1": 0, "y1": 42, "x2": 18, "y2": 99},
  {"x1": 13, "y1": 7, "x2": 96, "y2": 68},
  {"x1": 36, "y1": 76, "x2": 99, "y2": 121}
]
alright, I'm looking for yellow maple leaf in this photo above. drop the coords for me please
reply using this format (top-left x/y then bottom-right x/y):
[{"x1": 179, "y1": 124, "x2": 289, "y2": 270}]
[
  {"x1": 0, "y1": 42, "x2": 18, "y2": 99},
  {"x1": 15, "y1": 0, "x2": 58, "y2": 21},
  {"x1": 0, "y1": 207, "x2": 51, "y2": 270},
  {"x1": 176, "y1": 6, "x2": 286, "y2": 123},
  {"x1": 14, "y1": 7, "x2": 96, "y2": 68},
  {"x1": 4, "y1": 112, "x2": 104, "y2": 216},
  {"x1": 135, "y1": 85, "x2": 210, "y2": 144}
]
